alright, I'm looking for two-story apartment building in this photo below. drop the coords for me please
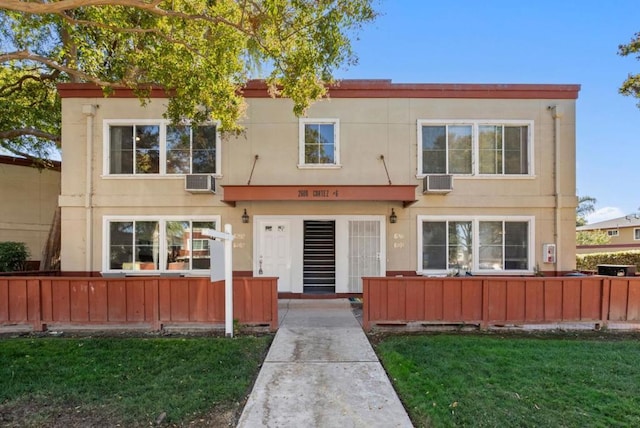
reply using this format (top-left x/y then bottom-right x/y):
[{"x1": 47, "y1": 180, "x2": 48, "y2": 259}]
[{"x1": 58, "y1": 80, "x2": 579, "y2": 294}]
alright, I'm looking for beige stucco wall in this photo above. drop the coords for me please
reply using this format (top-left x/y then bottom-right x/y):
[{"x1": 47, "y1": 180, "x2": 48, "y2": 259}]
[
  {"x1": 59, "y1": 93, "x2": 577, "y2": 275},
  {"x1": 0, "y1": 160, "x2": 60, "y2": 262}
]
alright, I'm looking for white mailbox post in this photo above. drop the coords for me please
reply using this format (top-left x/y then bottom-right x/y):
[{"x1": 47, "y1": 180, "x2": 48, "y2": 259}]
[{"x1": 202, "y1": 225, "x2": 234, "y2": 337}]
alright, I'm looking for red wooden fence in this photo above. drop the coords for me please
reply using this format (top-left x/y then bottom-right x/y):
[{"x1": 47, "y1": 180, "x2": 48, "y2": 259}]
[
  {"x1": 363, "y1": 276, "x2": 640, "y2": 331},
  {"x1": 0, "y1": 276, "x2": 278, "y2": 332}
]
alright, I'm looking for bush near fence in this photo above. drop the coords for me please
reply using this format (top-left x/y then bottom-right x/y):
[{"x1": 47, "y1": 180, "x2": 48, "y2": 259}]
[
  {"x1": 0, "y1": 242, "x2": 29, "y2": 272},
  {"x1": 577, "y1": 250, "x2": 640, "y2": 272}
]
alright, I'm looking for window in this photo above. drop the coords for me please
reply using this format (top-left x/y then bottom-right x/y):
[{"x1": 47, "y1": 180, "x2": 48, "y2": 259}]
[
  {"x1": 607, "y1": 230, "x2": 619, "y2": 237},
  {"x1": 422, "y1": 221, "x2": 473, "y2": 271},
  {"x1": 166, "y1": 125, "x2": 217, "y2": 174},
  {"x1": 421, "y1": 125, "x2": 472, "y2": 174},
  {"x1": 110, "y1": 125, "x2": 160, "y2": 174},
  {"x1": 105, "y1": 120, "x2": 219, "y2": 176},
  {"x1": 479, "y1": 125, "x2": 529, "y2": 175},
  {"x1": 478, "y1": 221, "x2": 529, "y2": 271},
  {"x1": 299, "y1": 119, "x2": 340, "y2": 167},
  {"x1": 105, "y1": 216, "x2": 219, "y2": 273},
  {"x1": 418, "y1": 120, "x2": 532, "y2": 176},
  {"x1": 418, "y1": 216, "x2": 532, "y2": 274},
  {"x1": 635, "y1": 229, "x2": 640, "y2": 241}
]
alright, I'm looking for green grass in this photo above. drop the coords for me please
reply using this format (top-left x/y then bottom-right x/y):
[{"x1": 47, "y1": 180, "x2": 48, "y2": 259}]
[
  {"x1": 0, "y1": 335, "x2": 272, "y2": 426},
  {"x1": 375, "y1": 333, "x2": 640, "y2": 428}
]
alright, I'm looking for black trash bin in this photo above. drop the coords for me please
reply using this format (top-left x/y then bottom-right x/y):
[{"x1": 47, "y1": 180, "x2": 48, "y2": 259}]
[{"x1": 597, "y1": 264, "x2": 636, "y2": 276}]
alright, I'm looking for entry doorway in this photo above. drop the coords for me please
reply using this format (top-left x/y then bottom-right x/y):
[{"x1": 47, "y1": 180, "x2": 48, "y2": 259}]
[
  {"x1": 303, "y1": 220, "x2": 336, "y2": 293},
  {"x1": 254, "y1": 215, "x2": 385, "y2": 294},
  {"x1": 256, "y1": 220, "x2": 291, "y2": 292}
]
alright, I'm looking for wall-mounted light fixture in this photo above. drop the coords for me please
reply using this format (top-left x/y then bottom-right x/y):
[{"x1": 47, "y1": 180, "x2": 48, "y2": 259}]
[
  {"x1": 242, "y1": 209, "x2": 249, "y2": 224},
  {"x1": 389, "y1": 208, "x2": 397, "y2": 224}
]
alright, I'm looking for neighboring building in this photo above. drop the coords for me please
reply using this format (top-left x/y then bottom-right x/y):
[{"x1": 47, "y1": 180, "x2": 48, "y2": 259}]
[
  {"x1": 0, "y1": 155, "x2": 61, "y2": 266},
  {"x1": 57, "y1": 80, "x2": 579, "y2": 293},
  {"x1": 577, "y1": 215, "x2": 640, "y2": 254}
]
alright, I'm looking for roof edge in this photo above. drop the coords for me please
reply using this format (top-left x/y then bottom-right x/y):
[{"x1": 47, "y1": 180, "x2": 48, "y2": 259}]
[
  {"x1": 58, "y1": 80, "x2": 580, "y2": 100},
  {"x1": 0, "y1": 154, "x2": 61, "y2": 171}
]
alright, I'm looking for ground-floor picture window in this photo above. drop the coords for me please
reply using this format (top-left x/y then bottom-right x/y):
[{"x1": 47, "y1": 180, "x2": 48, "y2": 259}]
[
  {"x1": 105, "y1": 216, "x2": 218, "y2": 273},
  {"x1": 418, "y1": 216, "x2": 532, "y2": 275}
]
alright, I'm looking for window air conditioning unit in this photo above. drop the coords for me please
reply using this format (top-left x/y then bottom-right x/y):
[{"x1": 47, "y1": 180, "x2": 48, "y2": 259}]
[
  {"x1": 185, "y1": 174, "x2": 215, "y2": 193},
  {"x1": 423, "y1": 174, "x2": 453, "y2": 193}
]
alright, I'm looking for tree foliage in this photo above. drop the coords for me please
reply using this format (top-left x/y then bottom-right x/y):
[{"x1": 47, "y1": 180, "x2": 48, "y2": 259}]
[
  {"x1": 619, "y1": 31, "x2": 640, "y2": 108},
  {"x1": 576, "y1": 195, "x2": 597, "y2": 226},
  {"x1": 0, "y1": 0, "x2": 377, "y2": 160},
  {"x1": 0, "y1": 241, "x2": 29, "y2": 272},
  {"x1": 576, "y1": 230, "x2": 611, "y2": 246}
]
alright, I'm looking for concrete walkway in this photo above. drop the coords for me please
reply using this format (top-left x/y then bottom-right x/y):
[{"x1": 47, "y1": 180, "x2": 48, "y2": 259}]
[{"x1": 236, "y1": 299, "x2": 413, "y2": 428}]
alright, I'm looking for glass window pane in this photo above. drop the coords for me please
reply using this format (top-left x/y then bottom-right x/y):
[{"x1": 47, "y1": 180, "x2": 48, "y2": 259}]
[
  {"x1": 448, "y1": 126, "x2": 472, "y2": 174},
  {"x1": 192, "y1": 126, "x2": 217, "y2": 173},
  {"x1": 166, "y1": 126, "x2": 191, "y2": 174},
  {"x1": 505, "y1": 222, "x2": 528, "y2": 269},
  {"x1": 135, "y1": 221, "x2": 159, "y2": 270},
  {"x1": 422, "y1": 126, "x2": 446, "y2": 174},
  {"x1": 422, "y1": 222, "x2": 447, "y2": 269},
  {"x1": 109, "y1": 126, "x2": 133, "y2": 174},
  {"x1": 109, "y1": 222, "x2": 133, "y2": 269},
  {"x1": 135, "y1": 125, "x2": 160, "y2": 174},
  {"x1": 305, "y1": 123, "x2": 335, "y2": 164},
  {"x1": 504, "y1": 126, "x2": 528, "y2": 174},
  {"x1": 479, "y1": 125, "x2": 502, "y2": 174},
  {"x1": 192, "y1": 221, "x2": 215, "y2": 269},
  {"x1": 479, "y1": 221, "x2": 503, "y2": 270},
  {"x1": 448, "y1": 221, "x2": 473, "y2": 271},
  {"x1": 166, "y1": 221, "x2": 190, "y2": 270}
]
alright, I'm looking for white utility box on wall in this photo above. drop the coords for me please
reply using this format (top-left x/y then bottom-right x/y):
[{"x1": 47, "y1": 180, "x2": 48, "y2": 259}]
[{"x1": 542, "y1": 243, "x2": 556, "y2": 264}]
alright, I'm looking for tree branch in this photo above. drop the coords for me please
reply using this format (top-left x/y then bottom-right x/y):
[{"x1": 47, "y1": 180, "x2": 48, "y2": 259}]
[
  {"x1": 0, "y1": 0, "x2": 163, "y2": 14},
  {"x1": 0, "y1": 128, "x2": 61, "y2": 144},
  {"x1": 1, "y1": 50, "x2": 119, "y2": 87},
  {"x1": 0, "y1": 69, "x2": 60, "y2": 96}
]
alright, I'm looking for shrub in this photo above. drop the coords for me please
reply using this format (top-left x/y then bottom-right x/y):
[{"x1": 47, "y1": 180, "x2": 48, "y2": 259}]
[
  {"x1": 576, "y1": 250, "x2": 640, "y2": 272},
  {"x1": 0, "y1": 242, "x2": 30, "y2": 272}
]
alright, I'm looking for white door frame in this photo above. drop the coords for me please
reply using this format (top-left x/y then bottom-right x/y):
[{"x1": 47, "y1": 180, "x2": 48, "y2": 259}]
[{"x1": 254, "y1": 215, "x2": 385, "y2": 293}]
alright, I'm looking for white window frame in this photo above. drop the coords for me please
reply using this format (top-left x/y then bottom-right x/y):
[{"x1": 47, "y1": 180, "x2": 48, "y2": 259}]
[
  {"x1": 102, "y1": 215, "x2": 220, "y2": 275},
  {"x1": 298, "y1": 118, "x2": 341, "y2": 169},
  {"x1": 103, "y1": 119, "x2": 221, "y2": 177},
  {"x1": 416, "y1": 215, "x2": 535, "y2": 276},
  {"x1": 635, "y1": 228, "x2": 640, "y2": 241},
  {"x1": 417, "y1": 119, "x2": 534, "y2": 178},
  {"x1": 607, "y1": 229, "x2": 619, "y2": 237}
]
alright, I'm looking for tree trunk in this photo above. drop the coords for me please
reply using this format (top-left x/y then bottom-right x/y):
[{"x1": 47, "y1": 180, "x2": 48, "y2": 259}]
[{"x1": 40, "y1": 207, "x2": 61, "y2": 271}]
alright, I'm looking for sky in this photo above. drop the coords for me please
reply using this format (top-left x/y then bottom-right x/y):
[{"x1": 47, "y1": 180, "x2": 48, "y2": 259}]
[{"x1": 333, "y1": 0, "x2": 640, "y2": 224}]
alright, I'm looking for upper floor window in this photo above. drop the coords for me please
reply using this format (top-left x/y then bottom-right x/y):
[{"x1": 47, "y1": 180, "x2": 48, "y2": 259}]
[
  {"x1": 299, "y1": 118, "x2": 340, "y2": 167},
  {"x1": 421, "y1": 124, "x2": 472, "y2": 174},
  {"x1": 418, "y1": 120, "x2": 532, "y2": 177},
  {"x1": 479, "y1": 125, "x2": 529, "y2": 175},
  {"x1": 109, "y1": 125, "x2": 160, "y2": 174},
  {"x1": 105, "y1": 120, "x2": 219, "y2": 176}
]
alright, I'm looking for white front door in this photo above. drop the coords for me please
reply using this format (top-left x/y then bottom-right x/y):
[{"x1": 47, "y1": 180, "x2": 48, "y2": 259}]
[{"x1": 256, "y1": 220, "x2": 291, "y2": 292}]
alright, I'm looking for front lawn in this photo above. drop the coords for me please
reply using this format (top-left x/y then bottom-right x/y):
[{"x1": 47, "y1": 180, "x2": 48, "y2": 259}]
[
  {"x1": 375, "y1": 333, "x2": 640, "y2": 428},
  {"x1": 0, "y1": 335, "x2": 272, "y2": 426}
]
